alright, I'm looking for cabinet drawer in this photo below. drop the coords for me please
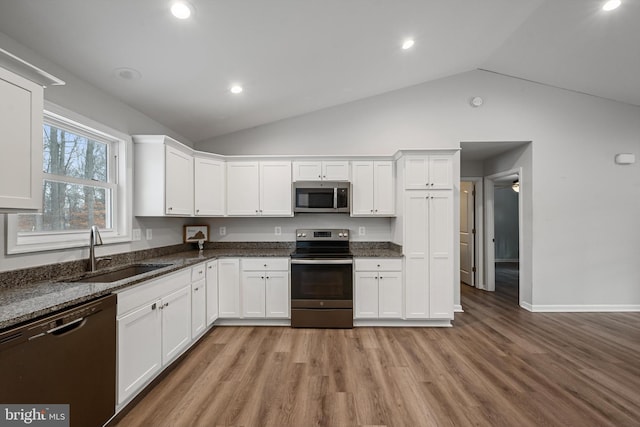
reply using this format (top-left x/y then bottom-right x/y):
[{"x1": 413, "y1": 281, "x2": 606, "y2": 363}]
[
  {"x1": 116, "y1": 269, "x2": 191, "y2": 316},
  {"x1": 191, "y1": 263, "x2": 206, "y2": 281},
  {"x1": 355, "y1": 258, "x2": 402, "y2": 272},
  {"x1": 241, "y1": 258, "x2": 289, "y2": 271}
]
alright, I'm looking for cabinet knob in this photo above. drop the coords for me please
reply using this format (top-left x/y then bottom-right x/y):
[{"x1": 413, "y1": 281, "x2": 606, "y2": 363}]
[
  {"x1": 261, "y1": 276, "x2": 265, "y2": 279},
  {"x1": 266, "y1": 276, "x2": 270, "y2": 279},
  {"x1": 318, "y1": 175, "x2": 322, "y2": 178},
  {"x1": 196, "y1": 209, "x2": 200, "y2": 213},
  {"x1": 168, "y1": 207, "x2": 173, "y2": 210},
  {"x1": 374, "y1": 209, "x2": 378, "y2": 212},
  {"x1": 151, "y1": 303, "x2": 157, "y2": 310},
  {"x1": 194, "y1": 287, "x2": 199, "y2": 292},
  {"x1": 431, "y1": 183, "x2": 434, "y2": 186},
  {"x1": 256, "y1": 209, "x2": 259, "y2": 213}
]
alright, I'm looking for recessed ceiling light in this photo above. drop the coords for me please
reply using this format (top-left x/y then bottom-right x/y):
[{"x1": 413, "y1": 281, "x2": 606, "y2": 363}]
[
  {"x1": 171, "y1": 1, "x2": 192, "y2": 19},
  {"x1": 230, "y1": 85, "x2": 243, "y2": 94},
  {"x1": 113, "y1": 67, "x2": 142, "y2": 81},
  {"x1": 602, "y1": 0, "x2": 621, "y2": 11},
  {"x1": 402, "y1": 39, "x2": 415, "y2": 50}
]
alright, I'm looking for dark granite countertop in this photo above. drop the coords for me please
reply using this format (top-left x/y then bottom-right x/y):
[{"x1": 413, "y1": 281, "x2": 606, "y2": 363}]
[{"x1": 0, "y1": 241, "x2": 402, "y2": 330}]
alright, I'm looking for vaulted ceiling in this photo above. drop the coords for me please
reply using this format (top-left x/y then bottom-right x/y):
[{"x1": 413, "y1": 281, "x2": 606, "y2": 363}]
[{"x1": 0, "y1": 0, "x2": 638, "y2": 143}]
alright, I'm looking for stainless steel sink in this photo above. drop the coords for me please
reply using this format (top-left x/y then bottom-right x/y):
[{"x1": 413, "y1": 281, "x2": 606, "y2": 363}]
[{"x1": 70, "y1": 264, "x2": 172, "y2": 283}]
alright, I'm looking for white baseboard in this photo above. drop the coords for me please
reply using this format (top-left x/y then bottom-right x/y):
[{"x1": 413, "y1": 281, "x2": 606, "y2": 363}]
[
  {"x1": 454, "y1": 304, "x2": 464, "y2": 312},
  {"x1": 354, "y1": 319, "x2": 452, "y2": 327},
  {"x1": 520, "y1": 301, "x2": 533, "y2": 312},
  {"x1": 529, "y1": 304, "x2": 640, "y2": 313}
]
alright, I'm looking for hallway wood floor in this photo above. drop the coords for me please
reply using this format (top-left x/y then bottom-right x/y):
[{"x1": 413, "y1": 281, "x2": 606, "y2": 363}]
[{"x1": 112, "y1": 288, "x2": 640, "y2": 427}]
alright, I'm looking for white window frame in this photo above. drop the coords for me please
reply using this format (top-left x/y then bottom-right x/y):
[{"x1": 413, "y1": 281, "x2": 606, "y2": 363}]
[{"x1": 6, "y1": 102, "x2": 132, "y2": 254}]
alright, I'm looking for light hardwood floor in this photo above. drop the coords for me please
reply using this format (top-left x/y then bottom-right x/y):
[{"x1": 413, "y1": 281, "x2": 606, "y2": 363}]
[{"x1": 111, "y1": 287, "x2": 640, "y2": 427}]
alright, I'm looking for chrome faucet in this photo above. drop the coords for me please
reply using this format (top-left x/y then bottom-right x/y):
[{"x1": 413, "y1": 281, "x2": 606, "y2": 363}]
[{"x1": 89, "y1": 225, "x2": 104, "y2": 272}]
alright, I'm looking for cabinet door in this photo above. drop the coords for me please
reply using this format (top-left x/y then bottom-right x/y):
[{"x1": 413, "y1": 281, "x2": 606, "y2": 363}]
[
  {"x1": 373, "y1": 161, "x2": 395, "y2": 215},
  {"x1": 226, "y1": 162, "x2": 260, "y2": 215},
  {"x1": 351, "y1": 161, "x2": 374, "y2": 216},
  {"x1": 161, "y1": 285, "x2": 192, "y2": 365},
  {"x1": 218, "y1": 258, "x2": 240, "y2": 318},
  {"x1": 354, "y1": 272, "x2": 379, "y2": 318},
  {"x1": 265, "y1": 271, "x2": 289, "y2": 318},
  {"x1": 378, "y1": 272, "x2": 403, "y2": 318},
  {"x1": 404, "y1": 192, "x2": 429, "y2": 319},
  {"x1": 260, "y1": 161, "x2": 292, "y2": 216},
  {"x1": 242, "y1": 272, "x2": 266, "y2": 318},
  {"x1": 0, "y1": 68, "x2": 43, "y2": 211},
  {"x1": 404, "y1": 156, "x2": 429, "y2": 190},
  {"x1": 117, "y1": 300, "x2": 162, "y2": 405},
  {"x1": 194, "y1": 157, "x2": 225, "y2": 216},
  {"x1": 206, "y1": 260, "x2": 219, "y2": 326},
  {"x1": 165, "y1": 145, "x2": 194, "y2": 215},
  {"x1": 428, "y1": 191, "x2": 454, "y2": 319},
  {"x1": 322, "y1": 161, "x2": 350, "y2": 181},
  {"x1": 428, "y1": 156, "x2": 453, "y2": 189},
  {"x1": 293, "y1": 161, "x2": 322, "y2": 181},
  {"x1": 191, "y1": 279, "x2": 207, "y2": 338}
]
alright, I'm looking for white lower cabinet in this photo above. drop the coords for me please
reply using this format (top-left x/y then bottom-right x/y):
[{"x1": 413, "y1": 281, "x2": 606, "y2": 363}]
[
  {"x1": 191, "y1": 263, "x2": 207, "y2": 339},
  {"x1": 218, "y1": 258, "x2": 241, "y2": 318},
  {"x1": 116, "y1": 269, "x2": 192, "y2": 406},
  {"x1": 241, "y1": 258, "x2": 290, "y2": 319},
  {"x1": 205, "y1": 260, "x2": 219, "y2": 326},
  {"x1": 354, "y1": 258, "x2": 403, "y2": 319}
]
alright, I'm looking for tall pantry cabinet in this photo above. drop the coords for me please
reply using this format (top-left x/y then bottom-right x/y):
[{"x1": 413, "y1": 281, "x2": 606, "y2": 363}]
[{"x1": 398, "y1": 151, "x2": 455, "y2": 320}]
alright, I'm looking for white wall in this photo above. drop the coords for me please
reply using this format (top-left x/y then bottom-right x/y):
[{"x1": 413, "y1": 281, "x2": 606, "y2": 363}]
[
  {"x1": 0, "y1": 32, "x2": 192, "y2": 272},
  {"x1": 199, "y1": 70, "x2": 640, "y2": 309}
]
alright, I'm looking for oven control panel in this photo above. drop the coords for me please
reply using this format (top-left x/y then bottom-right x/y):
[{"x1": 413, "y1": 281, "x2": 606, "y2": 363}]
[{"x1": 295, "y1": 229, "x2": 349, "y2": 240}]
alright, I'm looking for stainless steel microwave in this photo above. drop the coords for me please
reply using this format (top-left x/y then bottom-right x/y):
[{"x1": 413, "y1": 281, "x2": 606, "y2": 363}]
[{"x1": 293, "y1": 181, "x2": 350, "y2": 213}]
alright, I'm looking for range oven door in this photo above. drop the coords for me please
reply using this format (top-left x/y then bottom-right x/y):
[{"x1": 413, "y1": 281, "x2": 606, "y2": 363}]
[{"x1": 290, "y1": 259, "x2": 353, "y2": 307}]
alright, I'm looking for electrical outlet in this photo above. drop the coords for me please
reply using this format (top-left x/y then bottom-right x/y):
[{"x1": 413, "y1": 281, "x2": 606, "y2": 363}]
[
  {"x1": 358, "y1": 226, "x2": 366, "y2": 236},
  {"x1": 219, "y1": 226, "x2": 226, "y2": 236},
  {"x1": 132, "y1": 228, "x2": 141, "y2": 241},
  {"x1": 146, "y1": 228, "x2": 153, "y2": 240},
  {"x1": 274, "y1": 226, "x2": 282, "y2": 236}
]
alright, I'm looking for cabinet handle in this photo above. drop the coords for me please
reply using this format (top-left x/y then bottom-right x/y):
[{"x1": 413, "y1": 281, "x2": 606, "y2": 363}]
[
  {"x1": 165, "y1": 302, "x2": 169, "y2": 308},
  {"x1": 152, "y1": 303, "x2": 157, "y2": 310},
  {"x1": 168, "y1": 207, "x2": 173, "y2": 211}
]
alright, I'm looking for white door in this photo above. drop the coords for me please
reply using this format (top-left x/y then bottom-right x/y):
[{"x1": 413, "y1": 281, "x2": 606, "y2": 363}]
[
  {"x1": 460, "y1": 181, "x2": 474, "y2": 286},
  {"x1": 191, "y1": 279, "x2": 207, "y2": 338},
  {"x1": 218, "y1": 259, "x2": 240, "y2": 318},
  {"x1": 351, "y1": 161, "x2": 374, "y2": 215},
  {"x1": 373, "y1": 161, "x2": 395, "y2": 215},
  {"x1": 265, "y1": 271, "x2": 289, "y2": 318},
  {"x1": 322, "y1": 161, "x2": 350, "y2": 181},
  {"x1": 242, "y1": 272, "x2": 266, "y2": 318},
  {"x1": 165, "y1": 145, "x2": 194, "y2": 215},
  {"x1": 354, "y1": 272, "x2": 379, "y2": 318},
  {"x1": 378, "y1": 271, "x2": 403, "y2": 318},
  {"x1": 194, "y1": 157, "x2": 225, "y2": 216},
  {"x1": 226, "y1": 162, "x2": 260, "y2": 215},
  {"x1": 260, "y1": 161, "x2": 293, "y2": 216},
  {"x1": 205, "y1": 260, "x2": 219, "y2": 326},
  {"x1": 161, "y1": 285, "x2": 192, "y2": 365},
  {"x1": 117, "y1": 300, "x2": 162, "y2": 405}
]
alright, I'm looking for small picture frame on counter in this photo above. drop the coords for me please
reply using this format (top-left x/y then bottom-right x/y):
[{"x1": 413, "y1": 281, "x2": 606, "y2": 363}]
[{"x1": 184, "y1": 225, "x2": 209, "y2": 243}]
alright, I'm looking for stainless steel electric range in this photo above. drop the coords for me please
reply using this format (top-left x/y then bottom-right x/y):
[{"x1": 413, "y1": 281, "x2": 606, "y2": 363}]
[{"x1": 290, "y1": 229, "x2": 353, "y2": 328}]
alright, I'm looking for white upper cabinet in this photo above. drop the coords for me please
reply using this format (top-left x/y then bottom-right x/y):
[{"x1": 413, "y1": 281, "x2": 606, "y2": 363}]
[
  {"x1": 293, "y1": 160, "x2": 350, "y2": 181},
  {"x1": 403, "y1": 155, "x2": 453, "y2": 190},
  {"x1": 165, "y1": 145, "x2": 194, "y2": 215},
  {"x1": 133, "y1": 135, "x2": 194, "y2": 217},
  {"x1": 227, "y1": 161, "x2": 292, "y2": 216},
  {"x1": 194, "y1": 156, "x2": 225, "y2": 216},
  {"x1": 0, "y1": 67, "x2": 44, "y2": 212},
  {"x1": 351, "y1": 161, "x2": 394, "y2": 216}
]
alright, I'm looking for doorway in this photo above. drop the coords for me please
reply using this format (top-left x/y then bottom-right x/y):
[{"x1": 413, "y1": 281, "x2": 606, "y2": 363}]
[{"x1": 484, "y1": 168, "x2": 523, "y2": 305}]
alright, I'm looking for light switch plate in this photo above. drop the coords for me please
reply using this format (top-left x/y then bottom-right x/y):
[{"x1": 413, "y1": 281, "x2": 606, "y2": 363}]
[
  {"x1": 219, "y1": 226, "x2": 226, "y2": 236},
  {"x1": 358, "y1": 226, "x2": 366, "y2": 236},
  {"x1": 274, "y1": 226, "x2": 282, "y2": 236},
  {"x1": 132, "y1": 228, "x2": 141, "y2": 241}
]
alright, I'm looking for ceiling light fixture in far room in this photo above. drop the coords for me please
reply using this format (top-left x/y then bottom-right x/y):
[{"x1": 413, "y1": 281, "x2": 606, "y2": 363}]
[
  {"x1": 230, "y1": 85, "x2": 243, "y2": 94},
  {"x1": 512, "y1": 180, "x2": 520, "y2": 193},
  {"x1": 602, "y1": 0, "x2": 621, "y2": 11},
  {"x1": 171, "y1": 1, "x2": 193, "y2": 19},
  {"x1": 401, "y1": 38, "x2": 415, "y2": 50}
]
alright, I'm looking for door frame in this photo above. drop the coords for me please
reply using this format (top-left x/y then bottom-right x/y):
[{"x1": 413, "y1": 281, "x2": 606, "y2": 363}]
[
  {"x1": 460, "y1": 177, "x2": 484, "y2": 290},
  {"x1": 484, "y1": 168, "x2": 523, "y2": 301}
]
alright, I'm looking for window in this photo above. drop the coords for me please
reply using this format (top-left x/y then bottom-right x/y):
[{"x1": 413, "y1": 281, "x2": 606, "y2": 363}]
[{"x1": 7, "y1": 103, "x2": 131, "y2": 253}]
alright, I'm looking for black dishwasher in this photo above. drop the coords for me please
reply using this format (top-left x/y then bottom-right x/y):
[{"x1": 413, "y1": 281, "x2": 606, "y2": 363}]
[{"x1": 0, "y1": 294, "x2": 116, "y2": 427}]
